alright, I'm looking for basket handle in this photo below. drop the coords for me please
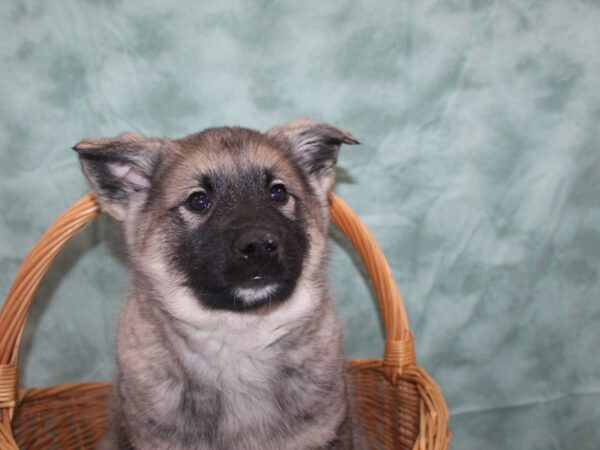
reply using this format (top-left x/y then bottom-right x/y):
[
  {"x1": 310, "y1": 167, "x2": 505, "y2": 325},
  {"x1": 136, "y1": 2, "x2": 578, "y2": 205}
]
[
  {"x1": 0, "y1": 193, "x2": 414, "y2": 417},
  {"x1": 328, "y1": 195, "x2": 415, "y2": 378}
]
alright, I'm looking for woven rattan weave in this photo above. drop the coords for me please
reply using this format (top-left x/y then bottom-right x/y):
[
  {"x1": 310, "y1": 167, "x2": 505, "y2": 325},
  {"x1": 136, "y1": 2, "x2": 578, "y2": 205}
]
[{"x1": 0, "y1": 193, "x2": 450, "y2": 450}]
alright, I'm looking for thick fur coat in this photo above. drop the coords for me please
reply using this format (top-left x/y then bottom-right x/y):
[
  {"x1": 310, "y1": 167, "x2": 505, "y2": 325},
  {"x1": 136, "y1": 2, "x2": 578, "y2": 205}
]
[{"x1": 74, "y1": 119, "x2": 367, "y2": 450}]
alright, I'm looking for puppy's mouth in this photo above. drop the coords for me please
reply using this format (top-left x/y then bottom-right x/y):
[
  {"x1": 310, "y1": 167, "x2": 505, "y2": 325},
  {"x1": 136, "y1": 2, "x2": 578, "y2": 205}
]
[{"x1": 232, "y1": 275, "x2": 280, "y2": 305}]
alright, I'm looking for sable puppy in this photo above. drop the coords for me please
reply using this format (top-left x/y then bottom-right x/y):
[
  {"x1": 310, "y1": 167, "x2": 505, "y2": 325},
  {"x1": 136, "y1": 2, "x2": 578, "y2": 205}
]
[{"x1": 74, "y1": 119, "x2": 367, "y2": 450}]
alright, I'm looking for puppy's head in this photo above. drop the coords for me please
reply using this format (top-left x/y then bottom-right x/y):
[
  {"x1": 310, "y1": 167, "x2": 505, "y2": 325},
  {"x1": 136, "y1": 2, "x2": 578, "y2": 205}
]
[{"x1": 74, "y1": 120, "x2": 358, "y2": 312}]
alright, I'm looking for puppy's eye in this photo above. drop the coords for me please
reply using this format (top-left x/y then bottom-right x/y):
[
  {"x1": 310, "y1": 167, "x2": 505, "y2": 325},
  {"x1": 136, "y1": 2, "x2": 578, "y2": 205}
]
[
  {"x1": 269, "y1": 183, "x2": 288, "y2": 203},
  {"x1": 186, "y1": 191, "x2": 211, "y2": 212}
]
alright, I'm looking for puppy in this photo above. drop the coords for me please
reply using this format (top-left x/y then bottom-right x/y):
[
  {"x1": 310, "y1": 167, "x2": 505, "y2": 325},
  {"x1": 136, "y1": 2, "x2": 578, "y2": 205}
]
[{"x1": 74, "y1": 119, "x2": 367, "y2": 450}]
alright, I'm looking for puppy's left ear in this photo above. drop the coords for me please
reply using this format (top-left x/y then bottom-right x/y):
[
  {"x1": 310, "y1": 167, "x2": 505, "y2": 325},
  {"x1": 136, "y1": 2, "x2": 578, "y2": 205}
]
[{"x1": 268, "y1": 118, "x2": 359, "y2": 194}]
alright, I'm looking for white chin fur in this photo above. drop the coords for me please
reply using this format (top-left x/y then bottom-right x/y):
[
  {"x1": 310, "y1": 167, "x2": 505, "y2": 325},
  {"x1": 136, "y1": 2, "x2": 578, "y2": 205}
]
[{"x1": 234, "y1": 284, "x2": 278, "y2": 305}]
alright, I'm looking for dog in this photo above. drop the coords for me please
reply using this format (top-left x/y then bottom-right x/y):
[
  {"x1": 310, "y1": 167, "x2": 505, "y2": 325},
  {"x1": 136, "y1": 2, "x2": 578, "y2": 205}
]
[{"x1": 74, "y1": 119, "x2": 368, "y2": 450}]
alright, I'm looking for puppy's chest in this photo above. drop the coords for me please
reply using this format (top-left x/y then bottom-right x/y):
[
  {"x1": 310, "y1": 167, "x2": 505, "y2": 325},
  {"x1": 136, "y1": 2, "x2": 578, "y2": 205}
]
[
  {"x1": 148, "y1": 356, "x2": 332, "y2": 449},
  {"x1": 178, "y1": 325, "x2": 289, "y2": 384},
  {"x1": 122, "y1": 304, "x2": 345, "y2": 448},
  {"x1": 156, "y1": 335, "x2": 332, "y2": 445}
]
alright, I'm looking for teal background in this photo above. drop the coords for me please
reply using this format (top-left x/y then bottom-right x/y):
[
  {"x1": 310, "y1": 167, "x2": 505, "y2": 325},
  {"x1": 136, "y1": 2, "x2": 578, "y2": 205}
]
[{"x1": 1, "y1": 0, "x2": 600, "y2": 448}]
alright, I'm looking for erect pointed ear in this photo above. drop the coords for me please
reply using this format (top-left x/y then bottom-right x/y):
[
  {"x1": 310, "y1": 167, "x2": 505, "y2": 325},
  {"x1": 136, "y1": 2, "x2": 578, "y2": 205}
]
[
  {"x1": 73, "y1": 132, "x2": 162, "y2": 221},
  {"x1": 268, "y1": 118, "x2": 359, "y2": 194}
]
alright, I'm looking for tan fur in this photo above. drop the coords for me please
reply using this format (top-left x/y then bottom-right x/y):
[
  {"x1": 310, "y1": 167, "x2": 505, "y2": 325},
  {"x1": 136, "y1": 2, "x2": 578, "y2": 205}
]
[{"x1": 76, "y1": 121, "x2": 366, "y2": 450}]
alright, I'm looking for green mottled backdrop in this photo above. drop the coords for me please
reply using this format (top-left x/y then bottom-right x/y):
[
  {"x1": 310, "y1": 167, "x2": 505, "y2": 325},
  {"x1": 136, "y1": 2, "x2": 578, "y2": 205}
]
[{"x1": 1, "y1": 1, "x2": 599, "y2": 448}]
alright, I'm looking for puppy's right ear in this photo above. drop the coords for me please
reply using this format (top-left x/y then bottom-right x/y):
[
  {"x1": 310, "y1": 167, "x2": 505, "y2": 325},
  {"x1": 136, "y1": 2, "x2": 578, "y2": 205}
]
[{"x1": 73, "y1": 132, "x2": 162, "y2": 221}]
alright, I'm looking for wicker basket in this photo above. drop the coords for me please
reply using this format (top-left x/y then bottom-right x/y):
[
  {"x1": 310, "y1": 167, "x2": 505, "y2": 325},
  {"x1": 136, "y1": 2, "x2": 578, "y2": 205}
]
[{"x1": 0, "y1": 192, "x2": 450, "y2": 450}]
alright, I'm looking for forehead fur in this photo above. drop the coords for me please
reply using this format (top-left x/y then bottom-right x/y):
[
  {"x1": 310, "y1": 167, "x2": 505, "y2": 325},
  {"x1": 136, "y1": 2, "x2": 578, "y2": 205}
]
[{"x1": 157, "y1": 127, "x2": 309, "y2": 202}]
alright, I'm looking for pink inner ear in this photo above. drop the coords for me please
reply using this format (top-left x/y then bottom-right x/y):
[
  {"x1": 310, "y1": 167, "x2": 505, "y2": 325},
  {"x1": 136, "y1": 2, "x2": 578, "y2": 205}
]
[{"x1": 108, "y1": 161, "x2": 151, "y2": 190}]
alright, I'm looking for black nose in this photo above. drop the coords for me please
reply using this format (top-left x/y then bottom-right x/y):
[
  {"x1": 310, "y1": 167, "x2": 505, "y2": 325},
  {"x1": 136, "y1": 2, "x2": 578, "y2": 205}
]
[{"x1": 234, "y1": 230, "x2": 280, "y2": 263}]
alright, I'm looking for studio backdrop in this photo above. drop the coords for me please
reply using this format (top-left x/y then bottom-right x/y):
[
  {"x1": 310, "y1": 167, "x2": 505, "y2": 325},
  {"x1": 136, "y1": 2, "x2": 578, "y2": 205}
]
[{"x1": 1, "y1": 1, "x2": 599, "y2": 449}]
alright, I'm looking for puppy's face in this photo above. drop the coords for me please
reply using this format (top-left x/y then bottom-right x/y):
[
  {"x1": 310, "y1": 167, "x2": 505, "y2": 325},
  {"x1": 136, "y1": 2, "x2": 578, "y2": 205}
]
[
  {"x1": 156, "y1": 129, "x2": 311, "y2": 311},
  {"x1": 74, "y1": 120, "x2": 357, "y2": 311}
]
